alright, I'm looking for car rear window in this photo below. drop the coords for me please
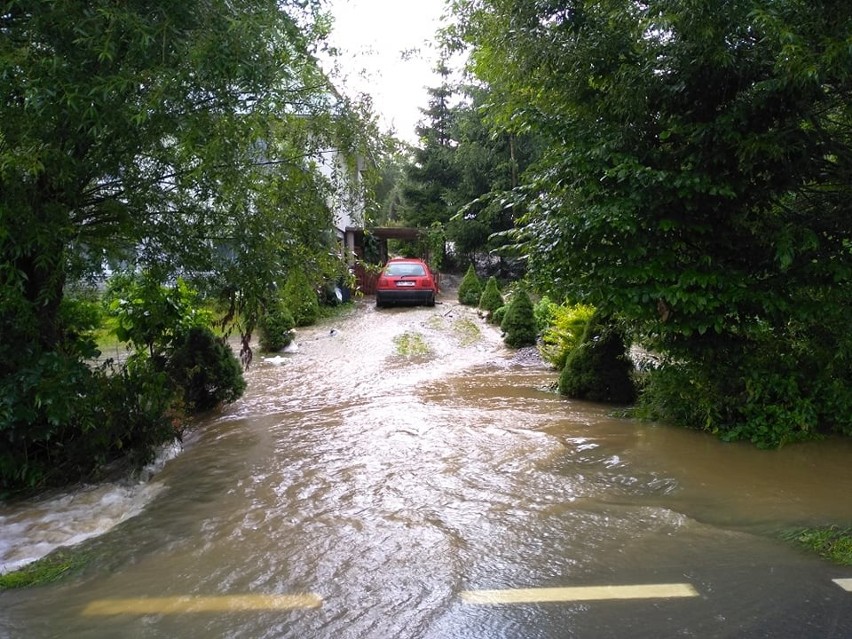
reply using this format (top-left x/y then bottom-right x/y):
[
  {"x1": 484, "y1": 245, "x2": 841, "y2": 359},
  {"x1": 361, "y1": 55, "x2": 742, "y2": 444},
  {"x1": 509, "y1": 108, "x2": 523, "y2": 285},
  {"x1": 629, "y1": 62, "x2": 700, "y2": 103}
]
[{"x1": 384, "y1": 262, "x2": 427, "y2": 277}]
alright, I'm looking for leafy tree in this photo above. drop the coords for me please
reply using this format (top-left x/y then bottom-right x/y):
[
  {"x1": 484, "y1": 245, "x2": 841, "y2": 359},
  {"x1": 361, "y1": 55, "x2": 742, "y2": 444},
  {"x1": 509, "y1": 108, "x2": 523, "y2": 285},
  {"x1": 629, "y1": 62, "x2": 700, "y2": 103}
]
[
  {"x1": 0, "y1": 0, "x2": 373, "y2": 489},
  {"x1": 458, "y1": 264, "x2": 483, "y2": 305},
  {"x1": 106, "y1": 273, "x2": 210, "y2": 359},
  {"x1": 501, "y1": 288, "x2": 537, "y2": 348},
  {"x1": 456, "y1": 0, "x2": 852, "y2": 444},
  {"x1": 107, "y1": 273, "x2": 245, "y2": 413},
  {"x1": 448, "y1": 85, "x2": 540, "y2": 266}
]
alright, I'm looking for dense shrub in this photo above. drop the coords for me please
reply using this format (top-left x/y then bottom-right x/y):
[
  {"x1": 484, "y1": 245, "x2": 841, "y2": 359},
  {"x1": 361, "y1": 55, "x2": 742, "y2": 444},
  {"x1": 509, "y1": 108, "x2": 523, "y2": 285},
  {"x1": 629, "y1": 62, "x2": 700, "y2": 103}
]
[
  {"x1": 258, "y1": 300, "x2": 295, "y2": 352},
  {"x1": 458, "y1": 264, "x2": 483, "y2": 306},
  {"x1": 0, "y1": 273, "x2": 247, "y2": 493},
  {"x1": 638, "y1": 331, "x2": 852, "y2": 448},
  {"x1": 533, "y1": 296, "x2": 558, "y2": 334},
  {"x1": 501, "y1": 288, "x2": 537, "y2": 348},
  {"x1": 0, "y1": 355, "x2": 177, "y2": 492},
  {"x1": 478, "y1": 276, "x2": 504, "y2": 321},
  {"x1": 493, "y1": 305, "x2": 508, "y2": 327},
  {"x1": 166, "y1": 326, "x2": 246, "y2": 413},
  {"x1": 559, "y1": 311, "x2": 635, "y2": 404},
  {"x1": 283, "y1": 270, "x2": 320, "y2": 327},
  {"x1": 539, "y1": 302, "x2": 596, "y2": 370}
]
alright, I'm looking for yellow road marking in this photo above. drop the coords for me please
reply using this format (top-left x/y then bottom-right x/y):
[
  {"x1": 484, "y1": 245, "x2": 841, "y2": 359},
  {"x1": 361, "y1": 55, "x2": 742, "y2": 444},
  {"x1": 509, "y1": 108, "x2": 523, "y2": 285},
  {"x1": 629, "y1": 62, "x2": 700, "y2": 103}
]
[
  {"x1": 460, "y1": 583, "x2": 699, "y2": 605},
  {"x1": 82, "y1": 594, "x2": 322, "y2": 616},
  {"x1": 833, "y1": 578, "x2": 852, "y2": 592}
]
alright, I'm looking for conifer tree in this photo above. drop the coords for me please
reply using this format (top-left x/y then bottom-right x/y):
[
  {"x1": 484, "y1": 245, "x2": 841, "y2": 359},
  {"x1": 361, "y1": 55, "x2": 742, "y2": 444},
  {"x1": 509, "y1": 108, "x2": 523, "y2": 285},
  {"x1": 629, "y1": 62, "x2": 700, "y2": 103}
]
[
  {"x1": 501, "y1": 289, "x2": 536, "y2": 348},
  {"x1": 458, "y1": 264, "x2": 483, "y2": 306}
]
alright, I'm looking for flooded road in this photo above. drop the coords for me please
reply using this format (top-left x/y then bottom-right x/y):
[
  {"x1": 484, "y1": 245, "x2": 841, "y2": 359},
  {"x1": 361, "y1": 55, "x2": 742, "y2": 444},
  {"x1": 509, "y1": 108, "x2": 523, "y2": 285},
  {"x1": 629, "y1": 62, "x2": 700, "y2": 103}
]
[{"x1": 2, "y1": 292, "x2": 851, "y2": 638}]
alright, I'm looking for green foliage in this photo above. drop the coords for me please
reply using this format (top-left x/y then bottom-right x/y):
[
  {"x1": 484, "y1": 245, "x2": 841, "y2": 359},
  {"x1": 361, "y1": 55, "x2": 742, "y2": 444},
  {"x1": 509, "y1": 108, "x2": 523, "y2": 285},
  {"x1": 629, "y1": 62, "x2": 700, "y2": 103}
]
[
  {"x1": 532, "y1": 295, "x2": 560, "y2": 335},
  {"x1": 0, "y1": 355, "x2": 177, "y2": 492},
  {"x1": 258, "y1": 299, "x2": 295, "y2": 352},
  {"x1": 166, "y1": 326, "x2": 246, "y2": 413},
  {"x1": 399, "y1": 71, "x2": 540, "y2": 262},
  {"x1": 283, "y1": 271, "x2": 320, "y2": 327},
  {"x1": 559, "y1": 312, "x2": 636, "y2": 404},
  {"x1": 401, "y1": 59, "x2": 459, "y2": 230},
  {"x1": 478, "y1": 276, "x2": 504, "y2": 320},
  {"x1": 501, "y1": 288, "x2": 537, "y2": 348},
  {"x1": 539, "y1": 302, "x2": 596, "y2": 371},
  {"x1": 106, "y1": 273, "x2": 210, "y2": 357},
  {"x1": 638, "y1": 328, "x2": 852, "y2": 448},
  {"x1": 458, "y1": 264, "x2": 483, "y2": 305},
  {"x1": 0, "y1": 272, "x2": 247, "y2": 492}
]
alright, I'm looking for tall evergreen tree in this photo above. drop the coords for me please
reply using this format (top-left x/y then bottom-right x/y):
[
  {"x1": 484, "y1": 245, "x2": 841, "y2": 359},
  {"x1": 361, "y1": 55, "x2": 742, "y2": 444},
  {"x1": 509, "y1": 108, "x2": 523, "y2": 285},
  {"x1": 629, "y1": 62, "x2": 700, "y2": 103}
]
[{"x1": 401, "y1": 58, "x2": 460, "y2": 229}]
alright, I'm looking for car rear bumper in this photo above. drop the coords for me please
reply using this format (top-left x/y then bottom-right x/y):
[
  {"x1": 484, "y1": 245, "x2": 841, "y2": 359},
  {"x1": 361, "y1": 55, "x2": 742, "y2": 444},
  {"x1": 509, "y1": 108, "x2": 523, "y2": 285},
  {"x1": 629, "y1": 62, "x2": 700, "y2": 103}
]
[{"x1": 376, "y1": 289, "x2": 435, "y2": 305}]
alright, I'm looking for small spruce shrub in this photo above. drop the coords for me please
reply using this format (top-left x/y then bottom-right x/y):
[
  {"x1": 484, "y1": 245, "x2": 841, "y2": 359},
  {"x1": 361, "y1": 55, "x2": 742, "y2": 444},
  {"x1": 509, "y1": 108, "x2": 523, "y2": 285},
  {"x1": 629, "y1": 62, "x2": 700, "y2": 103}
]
[
  {"x1": 458, "y1": 264, "x2": 483, "y2": 306},
  {"x1": 258, "y1": 300, "x2": 295, "y2": 352},
  {"x1": 283, "y1": 270, "x2": 320, "y2": 326},
  {"x1": 501, "y1": 288, "x2": 537, "y2": 348},
  {"x1": 559, "y1": 311, "x2": 635, "y2": 404},
  {"x1": 478, "y1": 277, "x2": 504, "y2": 322},
  {"x1": 167, "y1": 326, "x2": 246, "y2": 413}
]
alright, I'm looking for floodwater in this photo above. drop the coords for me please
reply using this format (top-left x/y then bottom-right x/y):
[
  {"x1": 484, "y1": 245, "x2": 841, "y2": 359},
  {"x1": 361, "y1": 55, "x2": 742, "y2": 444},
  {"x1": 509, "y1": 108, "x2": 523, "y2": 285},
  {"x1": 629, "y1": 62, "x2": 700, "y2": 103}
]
[{"x1": 1, "y1": 293, "x2": 851, "y2": 638}]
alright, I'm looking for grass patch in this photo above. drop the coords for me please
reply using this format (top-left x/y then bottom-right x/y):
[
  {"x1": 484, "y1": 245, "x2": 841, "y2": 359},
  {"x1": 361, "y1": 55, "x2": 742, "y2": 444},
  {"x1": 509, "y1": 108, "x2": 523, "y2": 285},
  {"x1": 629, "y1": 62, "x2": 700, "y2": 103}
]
[
  {"x1": 0, "y1": 547, "x2": 93, "y2": 590},
  {"x1": 425, "y1": 315, "x2": 446, "y2": 331},
  {"x1": 453, "y1": 318, "x2": 481, "y2": 347},
  {"x1": 783, "y1": 526, "x2": 852, "y2": 565},
  {"x1": 393, "y1": 331, "x2": 431, "y2": 357}
]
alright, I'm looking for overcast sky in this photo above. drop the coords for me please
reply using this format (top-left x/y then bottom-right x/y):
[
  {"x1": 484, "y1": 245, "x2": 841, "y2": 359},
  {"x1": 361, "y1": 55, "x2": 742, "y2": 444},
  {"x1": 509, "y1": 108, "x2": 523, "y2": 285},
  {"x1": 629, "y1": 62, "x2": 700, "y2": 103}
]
[{"x1": 322, "y1": 0, "x2": 449, "y2": 144}]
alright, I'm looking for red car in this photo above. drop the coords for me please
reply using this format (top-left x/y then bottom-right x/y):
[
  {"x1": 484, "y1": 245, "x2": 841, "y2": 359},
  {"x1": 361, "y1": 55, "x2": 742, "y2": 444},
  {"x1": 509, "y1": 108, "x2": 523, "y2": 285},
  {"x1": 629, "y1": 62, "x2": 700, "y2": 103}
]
[{"x1": 375, "y1": 257, "x2": 438, "y2": 307}]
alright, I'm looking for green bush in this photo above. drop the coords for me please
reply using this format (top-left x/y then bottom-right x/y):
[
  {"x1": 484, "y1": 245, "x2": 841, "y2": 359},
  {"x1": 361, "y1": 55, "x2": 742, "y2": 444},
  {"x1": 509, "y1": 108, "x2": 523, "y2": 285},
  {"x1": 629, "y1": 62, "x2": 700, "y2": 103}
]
[
  {"x1": 539, "y1": 302, "x2": 596, "y2": 370},
  {"x1": 166, "y1": 326, "x2": 246, "y2": 413},
  {"x1": 0, "y1": 355, "x2": 178, "y2": 492},
  {"x1": 533, "y1": 295, "x2": 558, "y2": 334},
  {"x1": 492, "y1": 305, "x2": 508, "y2": 327},
  {"x1": 501, "y1": 288, "x2": 537, "y2": 348},
  {"x1": 283, "y1": 270, "x2": 320, "y2": 327},
  {"x1": 458, "y1": 264, "x2": 483, "y2": 306},
  {"x1": 559, "y1": 311, "x2": 636, "y2": 404},
  {"x1": 478, "y1": 276, "x2": 504, "y2": 321},
  {"x1": 638, "y1": 331, "x2": 852, "y2": 448},
  {"x1": 258, "y1": 300, "x2": 295, "y2": 352}
]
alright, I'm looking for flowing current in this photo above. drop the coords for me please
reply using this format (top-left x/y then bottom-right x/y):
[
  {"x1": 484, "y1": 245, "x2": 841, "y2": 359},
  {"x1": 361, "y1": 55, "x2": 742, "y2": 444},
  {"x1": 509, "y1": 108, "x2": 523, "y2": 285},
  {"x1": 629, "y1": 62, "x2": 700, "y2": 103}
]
[{"x1": 1, "y1": 292, "x2": 851, "y2": 638}]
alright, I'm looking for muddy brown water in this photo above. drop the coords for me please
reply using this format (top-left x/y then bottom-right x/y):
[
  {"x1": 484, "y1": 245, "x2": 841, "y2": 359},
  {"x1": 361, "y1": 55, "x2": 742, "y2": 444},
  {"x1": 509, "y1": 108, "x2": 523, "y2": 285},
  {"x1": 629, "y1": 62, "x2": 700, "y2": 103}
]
[{"x1": 1, "y1": 294, "x2": 851, "y2": 638}]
